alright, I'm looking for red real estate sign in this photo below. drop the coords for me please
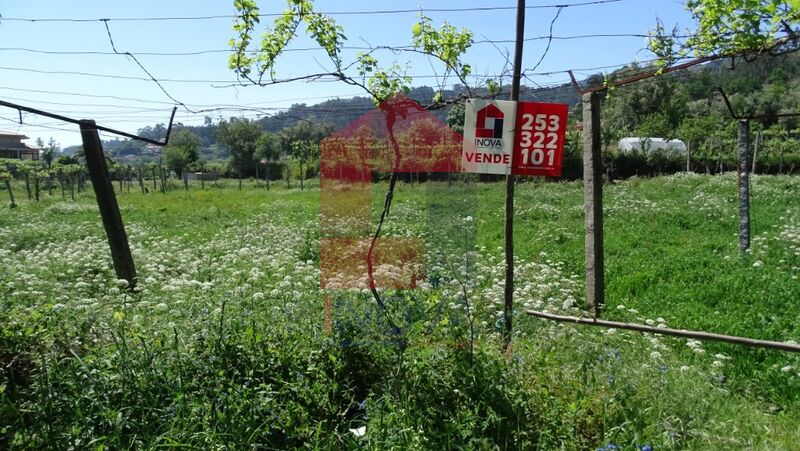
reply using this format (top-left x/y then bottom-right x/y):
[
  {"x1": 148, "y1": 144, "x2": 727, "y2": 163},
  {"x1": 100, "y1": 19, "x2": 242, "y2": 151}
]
[{"x1": 511, "y1": 102, "x2": 569, "y2": 177}]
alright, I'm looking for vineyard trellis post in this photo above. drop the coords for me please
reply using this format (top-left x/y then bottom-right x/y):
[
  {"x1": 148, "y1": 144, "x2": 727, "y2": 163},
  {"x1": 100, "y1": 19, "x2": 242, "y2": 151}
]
[
  {"x1": 751, "y1": 130, "x2": 760, "y2": 174},
  {"x1": 4, "y1": 179, "x2": 16, "y2": 208},
  {"x1": 527, "y1": 46, "x2": 800, "y2": 354},
  {"x1": 79, "y1": 120, "x2": 138, "y2": 288},
  {"x1": 138, "y1": 167, "x2": 146, "y2": 194},
  {"x1": 737, "y1": 119, "x2": 751, "y2": 252},
  {"x1": 686, "y1": 142, "x2": 692, "y2": 173},
  {"x1": 24, "y1": 171, "x2": 32, "y2": 200},
  {"x1": 582, "y1": 91, "x2": 604, "y2": 317}
]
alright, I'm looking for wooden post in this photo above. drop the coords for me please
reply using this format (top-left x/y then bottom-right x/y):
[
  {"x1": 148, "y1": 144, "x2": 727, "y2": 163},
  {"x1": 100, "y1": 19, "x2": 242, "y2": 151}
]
[
  {"x1": 751, "y1": 130, "x2": 760, "y2": 174},
  {"x1": 686, "y1": 142, "x2": 691, "y2": 173},
  {"x1": 183, "y1": 171, "x2": 189, "y2": 191},
  {"x1": 152, "y1": 167, "x2": 158, "y2": 192},
  {"x1": 5, "y1": 179, "x2": 16, "y2": 208},
  {"x1": 159, "y1": 165, "x2": 167, "y2": 193},
  {"x1": 24, "y1": 172, "x2": 31, "y2": 200},
  {"x1": 79, "y1": 120, "x2": 138, "y2": 288},
  {"x1": 300, "y1": 162, "x2": 305, "y2": 191},
  {"x1": 738, "y1": 120, "x2": 751, "y2": 252},
  {"x1": 582, "y1": 91, "x2": 604, "y2": 317},
  {"x1": 138, "y1": 168, "x2": 146, "y2": 194},
  {"x1": 502, "y1": 0, "x2": 526, "y2": 349}
]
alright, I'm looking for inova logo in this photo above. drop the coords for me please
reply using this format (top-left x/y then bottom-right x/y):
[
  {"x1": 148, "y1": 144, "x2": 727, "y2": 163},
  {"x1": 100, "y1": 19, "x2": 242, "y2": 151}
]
[{"x1": 474, "y1": 104, "x2": 504, "y2": 148}]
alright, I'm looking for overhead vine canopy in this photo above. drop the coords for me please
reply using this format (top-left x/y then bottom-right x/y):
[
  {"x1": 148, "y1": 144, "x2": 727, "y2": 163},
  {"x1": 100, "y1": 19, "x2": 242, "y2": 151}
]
[
  {"x1": 649, "y1": 0, "x2": 800, "y2": 65},
  {"x1": 228, "y1": 0, "x2": 476, "y2": 104}
]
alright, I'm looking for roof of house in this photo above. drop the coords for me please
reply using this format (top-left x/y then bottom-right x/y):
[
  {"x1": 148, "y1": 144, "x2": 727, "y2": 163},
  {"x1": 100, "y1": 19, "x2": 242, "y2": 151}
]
[{"x1": 0, "y1": 130, "x2": 30, "y2": 139}]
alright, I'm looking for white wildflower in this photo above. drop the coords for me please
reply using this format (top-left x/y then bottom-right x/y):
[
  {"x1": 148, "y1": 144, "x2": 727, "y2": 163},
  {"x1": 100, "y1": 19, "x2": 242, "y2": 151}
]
[{"x1": 349, "y1": 426, "x2": 366, "y2": 437}]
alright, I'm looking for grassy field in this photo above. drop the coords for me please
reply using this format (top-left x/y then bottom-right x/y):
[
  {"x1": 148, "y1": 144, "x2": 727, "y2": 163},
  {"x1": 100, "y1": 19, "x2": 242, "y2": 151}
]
[{"x1": 1, "y1": 174, "x2": 799, "y2": 449}]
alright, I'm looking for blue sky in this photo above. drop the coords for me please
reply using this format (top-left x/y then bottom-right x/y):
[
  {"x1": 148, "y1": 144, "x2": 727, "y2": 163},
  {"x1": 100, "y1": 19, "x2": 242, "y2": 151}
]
[{"x1": 0, "y1": 0, "x2": 694, "y2": 147}]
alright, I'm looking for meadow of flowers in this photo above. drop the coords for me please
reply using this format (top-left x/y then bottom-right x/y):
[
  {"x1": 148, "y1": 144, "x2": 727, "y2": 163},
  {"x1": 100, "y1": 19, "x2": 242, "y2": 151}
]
[{"x1": 1, "y1": 174, "x2": 799, "y2": 449}]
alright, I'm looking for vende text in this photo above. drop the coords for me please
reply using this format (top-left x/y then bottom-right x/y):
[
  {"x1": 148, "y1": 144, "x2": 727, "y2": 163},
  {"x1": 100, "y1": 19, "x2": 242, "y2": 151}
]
[{"x1": 464, "y1": 152, "x2": 510, "y2": 164}]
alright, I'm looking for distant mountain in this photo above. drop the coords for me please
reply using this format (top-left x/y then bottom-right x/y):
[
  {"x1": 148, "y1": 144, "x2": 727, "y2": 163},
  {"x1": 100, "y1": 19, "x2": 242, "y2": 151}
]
[
  {"x1": 102, "y1": 49, "x2": 800, "y2": 166},
  {"x1": 257, "y1": 83, "x2": 582, "y2": 134},
  {"x1": 81, "y1": 80, "x2": 582, "y2": 165}
]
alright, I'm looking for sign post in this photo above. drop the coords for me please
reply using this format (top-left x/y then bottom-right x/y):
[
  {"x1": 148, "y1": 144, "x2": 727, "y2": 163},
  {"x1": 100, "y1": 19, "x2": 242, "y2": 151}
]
[{"x1": 461, "y1": 97, "x2": 569, "y2": 347}]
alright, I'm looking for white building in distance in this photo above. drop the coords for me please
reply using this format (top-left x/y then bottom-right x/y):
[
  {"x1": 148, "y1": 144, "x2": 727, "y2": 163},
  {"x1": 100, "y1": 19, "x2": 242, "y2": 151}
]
[{"x1": 618, "y1": 137, "x2": 687, "y2": 155}]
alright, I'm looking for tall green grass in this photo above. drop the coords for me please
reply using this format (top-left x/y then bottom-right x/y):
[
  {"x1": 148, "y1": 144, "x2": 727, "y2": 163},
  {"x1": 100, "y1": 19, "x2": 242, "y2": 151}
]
[{"x1": 1, "y1": 173, "x2": 798, "y2": 449}]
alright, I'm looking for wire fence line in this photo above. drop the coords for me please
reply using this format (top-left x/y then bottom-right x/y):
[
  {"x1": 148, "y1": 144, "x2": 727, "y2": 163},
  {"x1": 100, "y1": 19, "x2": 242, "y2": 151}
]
[{"x1": 0, "y1": 0, "x2": 628, "y2": 22}]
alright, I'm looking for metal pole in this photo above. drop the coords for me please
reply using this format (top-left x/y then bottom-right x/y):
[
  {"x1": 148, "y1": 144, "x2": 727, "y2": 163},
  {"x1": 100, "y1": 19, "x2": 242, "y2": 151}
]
[{"x1": 503, "y1": 0, "x2": 526, "y2": 348}]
